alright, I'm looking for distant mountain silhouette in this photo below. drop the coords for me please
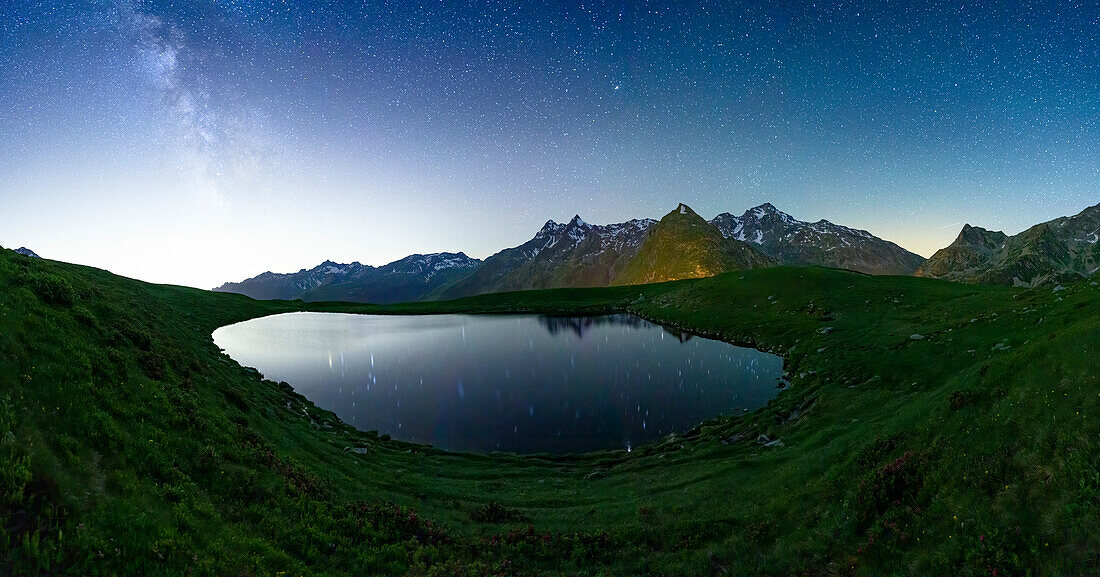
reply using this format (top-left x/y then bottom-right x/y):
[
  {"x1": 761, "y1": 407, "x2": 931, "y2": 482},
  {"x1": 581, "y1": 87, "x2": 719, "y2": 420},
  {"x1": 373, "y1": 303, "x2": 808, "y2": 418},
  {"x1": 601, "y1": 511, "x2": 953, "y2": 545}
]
[
  {"x1": 213, "y1": 253, "x2": 481, "y2": 303},
  {"x1": 917, "y1": 202, "x2": 1100, "y2": 286}
]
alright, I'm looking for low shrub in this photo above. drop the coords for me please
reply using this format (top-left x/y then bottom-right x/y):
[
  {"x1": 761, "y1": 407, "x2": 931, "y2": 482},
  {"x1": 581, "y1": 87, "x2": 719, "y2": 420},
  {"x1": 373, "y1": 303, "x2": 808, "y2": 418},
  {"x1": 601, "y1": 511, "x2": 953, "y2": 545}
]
[
  {"x1": 471, "y1": 502, "x2": 524, "y2": 524},
  {"x1": 24, "y1": 273, "x2": 76, "y2": 307}
]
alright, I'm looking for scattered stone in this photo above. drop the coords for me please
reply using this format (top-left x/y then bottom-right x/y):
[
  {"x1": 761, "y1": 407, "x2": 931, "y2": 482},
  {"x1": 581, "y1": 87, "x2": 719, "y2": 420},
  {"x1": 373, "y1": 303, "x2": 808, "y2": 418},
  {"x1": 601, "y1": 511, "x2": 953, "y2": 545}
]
[
  {"x1": 818, "y1": 326, "x2": 834, "y2": 334},
  {"x1": 910, "y1": 334, "x2": 924, "y2": 340},
  {"x1": 754, "y1": 433, "x2": 785, "y2": 447},
  {"x1": 992, "y1": 342, "x2": 1011, "y2": 351},
  {"x1": 1053, "y1": 285, "x2": 1066, "y2": 292},
  {"x1": 817, "y1": 347, "x2": 827, "y2": 353},
  {"x1": 343, "y1": 446, "x2": 370, "y2": 454}
]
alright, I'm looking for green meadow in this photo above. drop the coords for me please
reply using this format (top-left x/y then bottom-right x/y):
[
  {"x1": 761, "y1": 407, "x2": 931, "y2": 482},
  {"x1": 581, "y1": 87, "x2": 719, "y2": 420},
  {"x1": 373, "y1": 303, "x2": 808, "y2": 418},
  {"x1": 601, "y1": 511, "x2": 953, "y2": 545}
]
[{"x1": 1, "y1": 246, "x2": 1097, "y2": 575}]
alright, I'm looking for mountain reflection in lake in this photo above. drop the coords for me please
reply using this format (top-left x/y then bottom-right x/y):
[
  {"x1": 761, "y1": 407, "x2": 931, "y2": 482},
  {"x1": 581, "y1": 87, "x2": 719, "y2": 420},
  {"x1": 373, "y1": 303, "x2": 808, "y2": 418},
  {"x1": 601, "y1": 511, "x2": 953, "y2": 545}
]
[
  {"x1": 212, "y1": 313, "x2": 783, "y2": 454},
  {"x1": 538, "y1": 314, "x2": 695, "y2": 342}
]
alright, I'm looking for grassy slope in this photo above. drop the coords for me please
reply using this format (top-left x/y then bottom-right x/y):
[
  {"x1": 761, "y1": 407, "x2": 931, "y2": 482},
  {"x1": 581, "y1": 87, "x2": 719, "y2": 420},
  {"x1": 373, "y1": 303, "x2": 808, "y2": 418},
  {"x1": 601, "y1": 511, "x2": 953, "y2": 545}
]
[{"x1": 1, "y1": 248, "x2": 1098, "y2": 575}]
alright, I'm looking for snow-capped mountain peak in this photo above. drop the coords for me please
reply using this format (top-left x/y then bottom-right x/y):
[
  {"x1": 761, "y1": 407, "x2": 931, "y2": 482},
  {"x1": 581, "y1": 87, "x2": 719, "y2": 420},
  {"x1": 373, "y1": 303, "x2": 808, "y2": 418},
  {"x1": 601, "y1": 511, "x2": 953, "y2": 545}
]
[
  {"x1": 709, "y1": 203, "x2": 924, "y2": 275},
  {"x1": 538, "y1": 220, "x2": 563, "y2": 234},
  {"x1": 214, "y1": 252, "x2": 481, "y2": 302}
]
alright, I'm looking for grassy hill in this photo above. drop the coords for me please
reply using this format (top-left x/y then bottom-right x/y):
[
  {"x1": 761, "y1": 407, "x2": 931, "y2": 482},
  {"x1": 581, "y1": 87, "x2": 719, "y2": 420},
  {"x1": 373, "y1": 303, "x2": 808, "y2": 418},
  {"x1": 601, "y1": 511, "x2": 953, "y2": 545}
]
[{"x1": 1, "y1": 246, "x2": 1098, "y2": 575}]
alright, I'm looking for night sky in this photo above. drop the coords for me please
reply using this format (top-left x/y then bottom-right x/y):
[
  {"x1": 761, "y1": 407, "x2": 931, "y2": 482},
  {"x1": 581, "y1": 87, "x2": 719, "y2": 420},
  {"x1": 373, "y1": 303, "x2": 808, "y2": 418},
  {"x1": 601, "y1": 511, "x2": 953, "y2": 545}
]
[{"x1": 2, "y1": 1, "x2": 1098, "y2": 288}]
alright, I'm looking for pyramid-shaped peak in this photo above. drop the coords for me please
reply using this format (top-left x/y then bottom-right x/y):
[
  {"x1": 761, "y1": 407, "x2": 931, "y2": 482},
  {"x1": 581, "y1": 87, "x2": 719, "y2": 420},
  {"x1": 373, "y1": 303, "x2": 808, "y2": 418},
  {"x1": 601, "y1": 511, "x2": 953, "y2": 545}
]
[
  {"x1": 660, "y1": 203, "x2": 708, "y2": 226},
  {"x1": 673, "y1": 203, "x2": 699, "y2": 216},
  {"x1": 568, "y1": 214, "x2": 591, "y2": 227}
]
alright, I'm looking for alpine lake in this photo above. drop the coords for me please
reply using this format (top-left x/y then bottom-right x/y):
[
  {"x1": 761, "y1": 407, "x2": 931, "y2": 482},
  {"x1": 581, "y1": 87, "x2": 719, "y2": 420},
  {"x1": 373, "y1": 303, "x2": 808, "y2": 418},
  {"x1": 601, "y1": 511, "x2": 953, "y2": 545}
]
[{"x1": 212, "y1": 313, "x2": 784, "y2": 455}]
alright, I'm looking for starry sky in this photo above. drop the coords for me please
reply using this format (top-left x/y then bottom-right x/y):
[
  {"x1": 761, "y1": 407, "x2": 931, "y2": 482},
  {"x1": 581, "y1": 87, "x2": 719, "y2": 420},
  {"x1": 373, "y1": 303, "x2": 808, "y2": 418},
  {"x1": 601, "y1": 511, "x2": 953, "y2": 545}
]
[{"x1": 1, "y1": 1, "x2": 1098, "y2": 288}]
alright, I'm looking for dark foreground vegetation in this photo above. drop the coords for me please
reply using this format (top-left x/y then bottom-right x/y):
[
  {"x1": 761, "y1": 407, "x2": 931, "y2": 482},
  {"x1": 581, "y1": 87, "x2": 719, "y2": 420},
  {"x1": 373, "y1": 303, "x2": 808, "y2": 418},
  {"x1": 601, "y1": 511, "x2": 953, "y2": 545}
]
[{"x1": 1, "y1": 247, "x2": 1098, "y2": 575}]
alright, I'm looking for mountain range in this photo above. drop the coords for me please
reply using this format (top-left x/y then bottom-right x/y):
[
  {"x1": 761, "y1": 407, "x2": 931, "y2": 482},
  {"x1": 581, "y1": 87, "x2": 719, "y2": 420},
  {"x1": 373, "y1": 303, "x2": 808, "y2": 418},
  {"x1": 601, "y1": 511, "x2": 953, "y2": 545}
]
[
  {"x1": 432, "y1": 214, "x2": 657, "y2": 298},
  {"x1": 215, "y1": 202, "x2": 924, "y2": 303},
  {"x1": 916, "y1": 202, "x2": 1100, "y2": 286},
  {"x1": 709, "y1": 203, "x2": 924, "y2": 275},
  {"x1": 213, "y1": 252, "x2": 481, "y2": 304}
]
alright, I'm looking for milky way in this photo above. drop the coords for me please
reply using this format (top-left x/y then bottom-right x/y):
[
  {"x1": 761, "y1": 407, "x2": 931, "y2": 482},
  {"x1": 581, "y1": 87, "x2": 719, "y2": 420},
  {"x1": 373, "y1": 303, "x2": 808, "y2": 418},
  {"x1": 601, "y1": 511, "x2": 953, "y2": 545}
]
[{"x1": 1, "y1": 1, "x2": 1098, "y2": 287}]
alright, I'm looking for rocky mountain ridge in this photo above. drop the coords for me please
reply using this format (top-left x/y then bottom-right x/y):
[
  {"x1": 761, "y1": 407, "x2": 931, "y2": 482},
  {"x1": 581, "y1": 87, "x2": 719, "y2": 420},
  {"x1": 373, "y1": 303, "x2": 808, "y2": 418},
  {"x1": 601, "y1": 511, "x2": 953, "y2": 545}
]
[
  {"x1": 916, "y1": 202, "x2": 1100, "y2": 286},
  {"x1": 213, "y1": 252, "x2": 481, "y2": 303},
  {"x1": 709, "y1": 203, "x2": 924, "y2": 275},
  {"x1": 432, "y1": 215, "x2": 658, "y2": 298}
]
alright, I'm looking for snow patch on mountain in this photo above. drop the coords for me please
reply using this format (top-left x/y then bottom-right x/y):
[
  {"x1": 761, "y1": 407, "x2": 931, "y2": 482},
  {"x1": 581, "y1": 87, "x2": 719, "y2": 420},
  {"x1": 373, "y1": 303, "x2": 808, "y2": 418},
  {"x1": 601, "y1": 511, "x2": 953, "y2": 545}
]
[
  {"x1": 521, "y1": 216, "x2": 656, "y2": 259},
  {"x1": 561, "y1": 216, "x2": 593, "y2": 247},
  {"x1": 713, "y1": 204, "x2": 880, "y2": 248},
  {"x1": 706, "y1": 203, "x2": 925, "y2": 275}
]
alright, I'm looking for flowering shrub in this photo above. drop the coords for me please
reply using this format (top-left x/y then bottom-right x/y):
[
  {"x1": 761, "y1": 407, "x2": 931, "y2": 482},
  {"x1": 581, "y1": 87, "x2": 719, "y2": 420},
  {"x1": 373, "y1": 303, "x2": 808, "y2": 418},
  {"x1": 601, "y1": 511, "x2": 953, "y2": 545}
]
[{"x1": 856, "y1": 450, "x2": 926, "y2": 522}]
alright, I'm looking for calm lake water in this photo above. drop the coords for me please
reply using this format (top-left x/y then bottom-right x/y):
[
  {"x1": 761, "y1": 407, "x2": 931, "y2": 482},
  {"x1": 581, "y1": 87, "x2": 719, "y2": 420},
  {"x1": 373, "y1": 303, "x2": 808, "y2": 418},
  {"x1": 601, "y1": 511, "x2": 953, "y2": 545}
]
[{"x1": 212, "y1": 313, "x2": 783, "y2": 454}]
